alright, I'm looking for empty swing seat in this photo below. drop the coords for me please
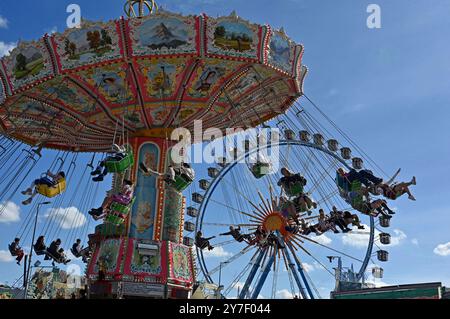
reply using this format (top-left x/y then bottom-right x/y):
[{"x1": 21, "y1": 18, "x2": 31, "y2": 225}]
[
  {"x1": 251, "y1": 162, "x2": 271, "y2": 179},
  {"x1": 36, "y1": 179, "x2": 66, "y2": 198},
  {"x1": 105, "y1": 152, "x2": 134, "y2": 173},
  {"x1": 171, "y1": 174, "x2": 193, "y2": 192}
]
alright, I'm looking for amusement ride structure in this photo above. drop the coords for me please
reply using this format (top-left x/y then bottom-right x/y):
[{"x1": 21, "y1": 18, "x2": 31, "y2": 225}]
[{"x1": 0, "y1": 0, "x2": 415, "y2": 299}]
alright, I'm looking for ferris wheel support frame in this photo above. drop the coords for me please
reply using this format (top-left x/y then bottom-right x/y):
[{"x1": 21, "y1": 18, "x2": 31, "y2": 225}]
[{"x1": 195, "y1": 139, "x2": 375, "y2": 294}]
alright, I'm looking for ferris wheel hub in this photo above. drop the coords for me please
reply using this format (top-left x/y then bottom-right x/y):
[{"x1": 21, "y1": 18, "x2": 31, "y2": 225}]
[{"x1": 262, "y1": 212, "x2": 287, "y2": 234}]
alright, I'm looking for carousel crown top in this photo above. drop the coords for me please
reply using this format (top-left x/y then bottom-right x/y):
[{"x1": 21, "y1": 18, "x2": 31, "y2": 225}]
[{"x1": 0, "y1": 0, "x2": 307, "y2": 152}]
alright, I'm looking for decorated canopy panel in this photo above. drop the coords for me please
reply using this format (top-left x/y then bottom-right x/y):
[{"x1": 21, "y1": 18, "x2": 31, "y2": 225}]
[{"x1": 0, "y1": 11, "x2": 306, "y2": 152}]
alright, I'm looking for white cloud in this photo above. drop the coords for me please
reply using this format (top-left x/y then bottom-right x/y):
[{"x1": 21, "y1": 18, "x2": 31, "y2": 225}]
[
  {"x1": 433, "y1": 242, "x2": 450, "y2": 256},
  {"x1": 0, "y1": 15, "x2": 8, "y2": 29},
  {"x1": 0, "y1": 41, "x2": 17, "y2": 57},
  {"x1": 276, "y1": 289, "x2": 294, "y2": 299},
  {"x1": 45, "y1": 206, "x2": 86, "y2": 230},
  {"x1": 342, "y1": 225, "x2": 407, "y2": 248},
  {"x1": 0, "y1": 201, "x2": 21, "y2": 223},
  {"x1": 311, "y1": 234, "x2": 332, "y2": 245},
  {"x1": 0, "y1": 250, "x2": 14, "y2": 263},
  {"x1": 203, "y1": 246, "x2": 232, "y2": 258},
  {"x1": 389, "y1": 229, "x2": 407, "y2": 246},
  {"x1": 411, "y1": 238, "x2": 419, "y2": 246},
  {"x1": 302, "y1": 262, "x2": 315, "y2": 273},
  {"x1": 341, "y1": 227, "x2": 371, "y2": 248}
]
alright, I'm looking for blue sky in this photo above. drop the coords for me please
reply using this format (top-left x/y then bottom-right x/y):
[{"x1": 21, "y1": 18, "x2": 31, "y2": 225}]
[{"x1": 0, "y1": 0, "x2": 450, "y2": 298}]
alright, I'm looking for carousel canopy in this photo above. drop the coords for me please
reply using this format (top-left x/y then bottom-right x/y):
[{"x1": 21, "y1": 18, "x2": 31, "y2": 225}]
[{"x1": 0, "y1": 10, "x2": 307, "y2": 152}]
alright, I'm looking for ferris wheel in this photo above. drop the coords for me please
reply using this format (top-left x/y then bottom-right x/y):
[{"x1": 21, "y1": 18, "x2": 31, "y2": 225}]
[{"x1": 183, "y1": 101, "x2": 398, "y2": 299}]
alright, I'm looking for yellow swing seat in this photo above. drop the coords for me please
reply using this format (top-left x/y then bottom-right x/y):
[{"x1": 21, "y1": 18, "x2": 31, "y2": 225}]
[{"x1": 36, "y1": 179, "x2": 67, "y2": 198}]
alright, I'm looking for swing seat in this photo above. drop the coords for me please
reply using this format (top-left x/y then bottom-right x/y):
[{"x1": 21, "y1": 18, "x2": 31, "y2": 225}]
[
  {"x1": 110, "y1": 197, "x2": 135, "y2": 215},
  {"x1": 285, "y1": 182, "x2": 304, "y2": 197},
  {"x1": 8, "y1": 244, "x2": 18, "y2": 256},
  {"x1": 95, "y1": 224, "x2": 126, "y2": 236},
  {"x1": 36, "y1": 179, "x2": 66, "y2": 198},
  {"x1": 105, "y1": 213, "x2": 125, "y2": 225},
  {"x1": 171, "y1": 174, "x2": 193, "y2": 192},
  {"x1": 105, "y1": 152, "x2": 134, "y2": 173},
  {"x1": 336, "y1": 173, "x2": 362, "y2": 193},
  {"x1": 251, "y1": 162, "x2": 271, "y2": 179}
]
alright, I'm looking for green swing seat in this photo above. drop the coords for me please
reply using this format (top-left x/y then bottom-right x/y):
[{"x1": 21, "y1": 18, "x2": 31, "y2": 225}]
[
  {"x1": 285, "y1": 182, "x2": 304, "y2": 197},
  {"x1": 95, "y1": 223, "x2": 126, "y2": 237},
  {"x1": 105, "y1": 213, "x2": 125, "y2": 225},
  {"x1": 170, "y1": 175, "x2": 193, "y2": 192},
  {"x1": 251, "y1": 162, "x2": 271, "y2": 179},
  {"x1": 105, "y1": 152, "x2": 134, "y2": 173},
  {"x1": 336, "y1": 173, "x2": 362, "y2": 193},
  {"x1": 110, "y1": 198, "x2": 135, "y2": 215}
]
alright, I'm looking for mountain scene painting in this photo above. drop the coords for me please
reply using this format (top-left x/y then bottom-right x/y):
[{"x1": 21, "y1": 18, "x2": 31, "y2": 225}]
[
  {"x1": 138, "y1": 17, "x2": 189, "y2": 50},
  {"x1": 13, "y1": 46, "x2": 44, "y2": 80},
  {"x1": 63, "y1": 26, "x2": 113, "y2": 62},
  {"x1": 269, "y1": 33, "x2": 291, "y2": 67},
  {"x1": 213, "y1": 21, "x2": 254, "y2": 52}
]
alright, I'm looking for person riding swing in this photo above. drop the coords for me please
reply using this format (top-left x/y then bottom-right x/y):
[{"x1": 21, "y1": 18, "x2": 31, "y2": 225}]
[
  {"x1": 21, "y1": 170, "x2": 65, "y2": 205},
  {"x1": 91, "y1": 144, "x2": 128, "y2": 182}
]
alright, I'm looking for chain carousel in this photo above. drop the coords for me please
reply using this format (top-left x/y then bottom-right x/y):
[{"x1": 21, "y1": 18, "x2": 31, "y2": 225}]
[
  {"x1": 0, "y1": 1, "x2": 314, "y2": 298},
  {"x1": 0, "y1": 0, "x2": 416, "y2": 299}
]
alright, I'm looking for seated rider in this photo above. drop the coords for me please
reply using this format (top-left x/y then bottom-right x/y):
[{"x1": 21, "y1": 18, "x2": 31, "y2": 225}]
[
  {"x1": 220, "y1": 226, "x2": 252, "y2": 243},
  {"x1": 21, "y1": 170, "x2": 65, "y2": 205},
  {"x1": 195, "y1": 231, "x2": 215, "y2": 251},
  {"x1": 372, "y1": 176, "x2": 416, "y2": 201},
  {"x1": 91, "y1": 144, "x2": 127, "y2": 182},
  {"x1": 55, "y1": 248, "x2": 71, "y2": 265},
  {"x1": 34, "y1": 236, "x2": 47, "y2": 255},
  {"x1": 277, "y1": 168, "x2": 307, "y2": 197},
  {"x1": 336, "y1": 168, "x2": 383, "y2": 190},
  {"x1": 45, "y1": 238, "x2": 61, "y2": 261},
  {"x1": 89, "y1": 180, "x2": 134, "y2": 220},
  {"x1": 9, "y1": 238, "x2": 24, "y2": 265},
  {"x1": 139, "y1": 161, "x2": 195, "y2": 184},
  {"x1": 71, "y1": 239, "x2": 83, "y2": 258},
  {"x1": 341, "y1": 210, "x2": 365, "y2": 230},
  {"x1": 292, "y1": 193, "x2": 317, "y2": 214},
  {"x1": 249, "y1": 226, "x2": 268, "y2": 246},
  {"x1": 355, "y1": 199, "x2": 395, "y2": 217},
  {"x1": 329, "y1": 208, "x2": 352, "y2": 233},
  {"x1": 316, "y1": 209, "x2": 339, "y2": 234},
  {"x1": 298, "y1": 219, "x2": 321, "y2": 236}
]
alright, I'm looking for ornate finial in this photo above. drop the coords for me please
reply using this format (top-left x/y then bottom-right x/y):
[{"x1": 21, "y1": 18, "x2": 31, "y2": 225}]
[
  {"x1": 124, "y1": 0, "x2": 158, "y2": 18},
  {"x1": 229, "y1": 10, "x2": 238, "y2": 19}
]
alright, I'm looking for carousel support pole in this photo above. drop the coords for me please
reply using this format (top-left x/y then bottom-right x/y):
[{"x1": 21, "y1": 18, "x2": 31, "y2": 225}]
[
  {"x1": 250, "y1": 255, "x2": 274, "y2": 299},
  {"x1": 238, "y1": 249, "x2": 265, "y2": 299}
]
